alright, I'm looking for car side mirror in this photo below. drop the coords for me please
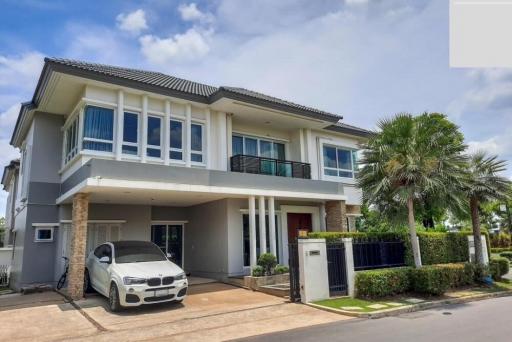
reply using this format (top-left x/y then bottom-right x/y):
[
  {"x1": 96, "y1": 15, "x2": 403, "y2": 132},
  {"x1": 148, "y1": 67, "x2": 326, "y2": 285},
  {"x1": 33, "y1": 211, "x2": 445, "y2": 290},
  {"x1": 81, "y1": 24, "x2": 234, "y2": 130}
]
[{"x1": 99, "y1": 256, "x2": 111, "y2": 264}]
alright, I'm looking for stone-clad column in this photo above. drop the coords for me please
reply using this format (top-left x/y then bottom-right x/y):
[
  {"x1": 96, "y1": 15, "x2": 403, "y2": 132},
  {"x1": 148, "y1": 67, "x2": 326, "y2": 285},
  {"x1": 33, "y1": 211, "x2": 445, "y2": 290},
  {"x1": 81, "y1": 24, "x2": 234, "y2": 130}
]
[
  {"x1": 67, "y1": 193, "x2": 89, "y2": 300},
  {"x1": 325, "y1": 200, "x2": 348, "y2": 232}
]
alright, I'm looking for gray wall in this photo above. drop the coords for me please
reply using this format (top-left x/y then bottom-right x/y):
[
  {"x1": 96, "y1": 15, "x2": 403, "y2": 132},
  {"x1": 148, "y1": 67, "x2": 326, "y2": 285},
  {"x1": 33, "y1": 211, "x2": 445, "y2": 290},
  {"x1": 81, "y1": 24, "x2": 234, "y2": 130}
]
[
  {"x1": 10, "y1": 112, "x2": 63, "y2": 290},
  {"x1": 184, "y1": 200, "x2": 229, "y2": 278}
]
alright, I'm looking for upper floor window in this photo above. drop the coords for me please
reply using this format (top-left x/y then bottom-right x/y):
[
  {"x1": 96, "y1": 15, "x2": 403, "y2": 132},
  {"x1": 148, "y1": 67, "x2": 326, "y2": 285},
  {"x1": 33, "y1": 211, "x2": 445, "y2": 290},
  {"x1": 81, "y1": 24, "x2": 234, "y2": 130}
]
[
  {"x1": 147, "y1": 116, "x2": 162, "y2": 158},
  {"x1": 122, "y1": 112, "x2": 139, "y2": 156},
  {"x1": 64, "y1": 117, "x2": 79, "y2": 163},
  {"x1": 232, "y1": 135, "x2": 285, "y2": 160},
  {"x1": 83, "y1": 106, "x2": 114, "y2": 152},
  {"x1": 322, "y1": 145, "x2": 358, "y2": 179},
  {"x1": 170, "y1": 119, "x2": 183, "y2": 161},
  {"x1": 191, "y1": 123, "x2": 204, "y2": 163}
]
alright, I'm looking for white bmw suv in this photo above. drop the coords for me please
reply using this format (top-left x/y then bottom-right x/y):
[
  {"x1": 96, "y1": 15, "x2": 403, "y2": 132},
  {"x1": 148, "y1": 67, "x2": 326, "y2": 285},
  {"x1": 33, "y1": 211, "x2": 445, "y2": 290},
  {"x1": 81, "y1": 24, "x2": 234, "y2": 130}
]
[{"x1": 85, "y1": 240, "x2": 188, "y2": 312}]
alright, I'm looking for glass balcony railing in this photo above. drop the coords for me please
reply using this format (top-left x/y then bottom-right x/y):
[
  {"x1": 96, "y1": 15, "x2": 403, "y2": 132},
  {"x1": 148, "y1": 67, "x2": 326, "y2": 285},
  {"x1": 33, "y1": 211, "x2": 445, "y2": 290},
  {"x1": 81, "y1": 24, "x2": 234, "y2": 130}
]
[{"x1": 230, "y1": 154, "x2": 311, "y2": 179}]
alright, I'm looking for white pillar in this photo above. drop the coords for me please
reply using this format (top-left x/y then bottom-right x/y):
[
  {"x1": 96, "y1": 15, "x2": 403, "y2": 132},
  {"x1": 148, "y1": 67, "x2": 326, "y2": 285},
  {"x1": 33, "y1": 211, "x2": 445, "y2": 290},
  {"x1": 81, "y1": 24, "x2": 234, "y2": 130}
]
[
  {"x1": 320, "y1": 203, "x2": 326, "y2": 232},
  {"x1": 205, "y1": 108, "x2": 211, "y2": 169},
  {"x1": 249, "y1": 196, "x2": 257, "y2": 268},
  {"x1": 141, "y1": 95, "x2": 148, "y2": 163},
  {"x1": 299, "y1": 129, "x2": 306, "y2": 162},
  {"x1": 115, "y1": 90, "x2": 124, "y2": 160},
  {"x1": 185, "y1": 103, "x2": 192, "y2": 167},
  {"x1": 298, "y1": 239, "x2": 329, "y2": 303},
  {"x1": 305, "y1": 128, "x2": 318, "y2": 179},
  {"x1": 259, "y1": 196, "x2": 267, "y2": 254},
  {"x1": 164, "y1": 100, "x2": 171, "y2": 165},
  {"x1": 343, "y1": 238, "x2": 355, "y2": 297},
  {"x1": 217, "y1": 112, "x2": 228, "y2": 171},
  {"x1": 268, "y1": 196, "x2": 276, "y2": 256},
  {"x1": 227, "y1": 113, "x2": 233, "y2": 160}
]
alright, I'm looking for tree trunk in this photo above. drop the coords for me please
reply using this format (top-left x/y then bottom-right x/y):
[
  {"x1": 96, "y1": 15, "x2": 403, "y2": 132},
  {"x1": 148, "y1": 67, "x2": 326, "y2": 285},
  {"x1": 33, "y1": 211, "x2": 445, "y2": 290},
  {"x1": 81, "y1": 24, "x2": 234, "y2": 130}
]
[
  {"x1": 470, "y1": 196, "x2": 484, "y2": 266},
  {"x1": 407, "y1": 196, "x2": 422, "y2": 268}
]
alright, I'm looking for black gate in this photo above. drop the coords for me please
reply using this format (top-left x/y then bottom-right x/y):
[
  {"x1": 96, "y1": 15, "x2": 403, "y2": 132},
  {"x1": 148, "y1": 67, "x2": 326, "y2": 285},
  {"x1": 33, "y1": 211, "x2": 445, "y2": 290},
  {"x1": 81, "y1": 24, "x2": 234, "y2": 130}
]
[
  {"x1": 352, "y1": 240, "x2": 405, "y2": 271},
  {"x1": 326, "y1": 242, "x2": 348, "y2": 296},
  {"x1": 288, "y1": 242, "x2": 301, "y2": 302}
]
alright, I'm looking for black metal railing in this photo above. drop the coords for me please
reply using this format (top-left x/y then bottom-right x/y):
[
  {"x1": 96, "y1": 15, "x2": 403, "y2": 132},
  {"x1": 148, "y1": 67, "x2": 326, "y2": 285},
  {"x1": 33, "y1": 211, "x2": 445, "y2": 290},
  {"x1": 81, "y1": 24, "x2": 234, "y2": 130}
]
[
  {"x1": 352, "y1": 240, "x2": 406, "y2": 271},
  {"x1": 326, "y1": 242, "x2": 348, "y2": 296},
  {"x1": 230, "y1": 154, "x2": 311, "y2": 179}
]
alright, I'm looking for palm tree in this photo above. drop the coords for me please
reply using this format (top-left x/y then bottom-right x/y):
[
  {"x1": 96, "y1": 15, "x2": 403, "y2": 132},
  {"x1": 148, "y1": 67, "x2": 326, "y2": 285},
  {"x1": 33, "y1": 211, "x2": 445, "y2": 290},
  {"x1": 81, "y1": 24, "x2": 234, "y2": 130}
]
[
  {"x1": 358, "y1": 113, "x2": 467, "y2": 268},
  {"x1": 464, "y1": 152, "x2": 511, "y2": 266}
]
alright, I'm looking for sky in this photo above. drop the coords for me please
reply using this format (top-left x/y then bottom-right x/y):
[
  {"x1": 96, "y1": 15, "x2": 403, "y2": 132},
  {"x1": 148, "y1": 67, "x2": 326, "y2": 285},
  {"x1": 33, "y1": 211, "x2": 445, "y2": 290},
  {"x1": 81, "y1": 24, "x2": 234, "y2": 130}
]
[{"x1": 0, "y1": 0, "x2": 511, "y2": 212}]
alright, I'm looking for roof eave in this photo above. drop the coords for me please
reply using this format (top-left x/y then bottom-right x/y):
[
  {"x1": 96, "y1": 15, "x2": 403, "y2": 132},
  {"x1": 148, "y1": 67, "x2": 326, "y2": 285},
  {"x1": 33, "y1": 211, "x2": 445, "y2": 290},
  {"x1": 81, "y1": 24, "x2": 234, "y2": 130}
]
[
  {"x1": 209, "y1": 89, "x2": 342, "y2": 123},
  {"x1": 324, "y1": 124, "x2": 373, "y2": 138}
]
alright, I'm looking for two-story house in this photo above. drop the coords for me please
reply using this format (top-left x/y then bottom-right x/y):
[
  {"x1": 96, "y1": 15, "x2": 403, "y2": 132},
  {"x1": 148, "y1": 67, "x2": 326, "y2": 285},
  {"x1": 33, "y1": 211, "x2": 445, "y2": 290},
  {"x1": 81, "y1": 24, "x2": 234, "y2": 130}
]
[{"x1": 2, "y1": 58, "x2": 370, "y2": 297}]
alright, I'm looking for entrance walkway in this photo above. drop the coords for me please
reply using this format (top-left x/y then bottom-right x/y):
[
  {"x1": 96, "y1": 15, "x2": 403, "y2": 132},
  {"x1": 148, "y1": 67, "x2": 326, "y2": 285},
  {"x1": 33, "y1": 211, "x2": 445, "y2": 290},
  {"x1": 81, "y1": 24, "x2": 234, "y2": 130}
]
[{"x1": 0, "y1": 283, "x2": 351, "y2": 341}]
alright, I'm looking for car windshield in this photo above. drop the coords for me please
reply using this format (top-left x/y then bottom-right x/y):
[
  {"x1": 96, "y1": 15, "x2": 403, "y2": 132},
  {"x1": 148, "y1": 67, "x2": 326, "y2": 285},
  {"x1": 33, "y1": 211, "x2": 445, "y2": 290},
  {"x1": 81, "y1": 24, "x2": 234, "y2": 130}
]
[{"x1": 113, "y1": 241, "x2": 167, "y2": 264}]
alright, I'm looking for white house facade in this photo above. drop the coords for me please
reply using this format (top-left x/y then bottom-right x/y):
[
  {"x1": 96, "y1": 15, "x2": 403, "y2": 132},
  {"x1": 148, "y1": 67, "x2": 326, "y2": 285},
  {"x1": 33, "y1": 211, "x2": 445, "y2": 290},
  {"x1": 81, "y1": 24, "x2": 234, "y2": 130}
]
[{"x1": 2, "y1": 58, "x2": 369, "y2": 297}]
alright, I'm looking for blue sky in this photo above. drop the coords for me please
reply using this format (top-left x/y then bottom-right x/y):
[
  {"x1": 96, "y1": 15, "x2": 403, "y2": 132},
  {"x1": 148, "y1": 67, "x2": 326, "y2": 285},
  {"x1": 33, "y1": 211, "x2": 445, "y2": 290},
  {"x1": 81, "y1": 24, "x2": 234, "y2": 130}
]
[{"x1": 1, "y1": 0, "x2": 511, "y2": 212}]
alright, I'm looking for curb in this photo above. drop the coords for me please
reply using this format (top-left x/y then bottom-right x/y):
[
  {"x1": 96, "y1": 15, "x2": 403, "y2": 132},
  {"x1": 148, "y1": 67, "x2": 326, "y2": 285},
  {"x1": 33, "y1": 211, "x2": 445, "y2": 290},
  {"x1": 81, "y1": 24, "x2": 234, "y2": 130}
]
[{"x1": 307, "y1": 290, "x2": 512, "y2": 319}]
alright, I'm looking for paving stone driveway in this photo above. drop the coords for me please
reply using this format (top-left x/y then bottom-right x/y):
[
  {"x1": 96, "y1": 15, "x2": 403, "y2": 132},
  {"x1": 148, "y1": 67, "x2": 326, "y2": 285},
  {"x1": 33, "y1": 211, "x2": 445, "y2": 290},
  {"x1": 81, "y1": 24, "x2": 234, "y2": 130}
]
[{"x1": 0, "y1": 283, "x2": 350, "y2": 341}]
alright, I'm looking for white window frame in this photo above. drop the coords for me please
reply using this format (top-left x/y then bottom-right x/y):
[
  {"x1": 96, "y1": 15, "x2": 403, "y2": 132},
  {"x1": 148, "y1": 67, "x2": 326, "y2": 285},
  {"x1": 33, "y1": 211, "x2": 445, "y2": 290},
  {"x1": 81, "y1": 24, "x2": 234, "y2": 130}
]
[
  {"x1": 64, "y1": 117, "x2": 79, "y2": 163},
  {"x1": 34, "y1": 226, "x2": 54, "y2": 242},
  {"x1": 122, "y1": 111, "x2": 140, "y2": 157},
  {"x1": 169, "y1": 118, "x2": 185, "y2": 162},
  {"x1": 232, "y1": 133, "x2": 286, "y2": 159},
  {"x1": 82, "y1": 105, "x2": 116, "y2": 155},
  {"x1": 146, "y1": 114, "x2": 163, "y2": 160},
  {"x1": 190, "y1": 122, "x2": 205, "y2": 165},
  {"x1": 319, "y1": 141, "x2": 359, "y2": 182}
]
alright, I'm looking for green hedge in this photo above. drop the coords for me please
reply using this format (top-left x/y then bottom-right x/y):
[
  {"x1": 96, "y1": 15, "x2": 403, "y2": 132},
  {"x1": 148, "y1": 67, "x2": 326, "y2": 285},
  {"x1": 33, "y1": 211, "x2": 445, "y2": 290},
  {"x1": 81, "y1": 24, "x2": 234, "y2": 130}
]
[
  {"x1": 499, "y1": 252, "x2": 512, "y2": 261},
  {"x1": 490, "y1": 257, "x2": 510, "y2": 281},
  {"x1": 355, "y1": 267, "x2": 411, "y2": 298},
  {"x1": 308, "y1": 231, "x2": 491, "y2": 266},
  {"x1": 355, "y1": 263, "x2": 476, "y2": 298},
  {"x1": 492, "y1": 247, "x2": 512, "y2": 254}
]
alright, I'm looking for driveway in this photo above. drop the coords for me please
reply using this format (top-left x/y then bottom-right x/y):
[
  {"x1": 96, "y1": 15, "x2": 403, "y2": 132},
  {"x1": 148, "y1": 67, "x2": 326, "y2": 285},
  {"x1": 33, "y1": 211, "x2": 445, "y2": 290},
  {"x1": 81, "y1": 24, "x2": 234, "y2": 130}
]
[{"x1": 0, "y1": 283, "x2": 350, "y2": 341}]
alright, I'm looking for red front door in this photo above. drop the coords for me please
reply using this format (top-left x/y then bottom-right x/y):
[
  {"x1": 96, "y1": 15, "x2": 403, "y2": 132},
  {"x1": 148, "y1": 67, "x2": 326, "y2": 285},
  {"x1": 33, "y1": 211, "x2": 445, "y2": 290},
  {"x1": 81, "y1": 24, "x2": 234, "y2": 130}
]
[{"x1": 287, "y1": 213, "x2": 312, "y2": 242}]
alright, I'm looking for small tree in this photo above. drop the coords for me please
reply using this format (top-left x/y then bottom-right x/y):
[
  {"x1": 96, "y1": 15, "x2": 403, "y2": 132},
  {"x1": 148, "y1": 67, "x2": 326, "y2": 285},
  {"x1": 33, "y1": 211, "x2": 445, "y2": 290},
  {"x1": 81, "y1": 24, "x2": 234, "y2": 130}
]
[
  {"x1": 257, "y1": 253, "x2": 277, "y2": 275},
  {"x1": 358, "y1": 113, "x2": 467, "y2": 268},
  {"x1": 463, "y1": 152, "x2": 511, "y2": 266}
]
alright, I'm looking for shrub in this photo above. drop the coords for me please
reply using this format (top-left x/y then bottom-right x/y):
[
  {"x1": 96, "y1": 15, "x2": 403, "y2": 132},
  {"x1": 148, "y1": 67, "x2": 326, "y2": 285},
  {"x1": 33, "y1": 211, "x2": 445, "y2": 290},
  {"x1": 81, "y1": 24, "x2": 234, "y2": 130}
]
[
  {"x1": 418, "y1": 233, "x2": 469, "y2": 265},
  {"x1": 355, "y1": 267, "x2": 412, "y2": 298},
  {"x1": 436, "y1": 263, "x2": 475, "y2": 288},
  {"x1": 251, "y1": 266, "x2": 264, "y2": 277},
  {"x1": 491, "y1": 232, "x2": 511, "y2": 248},
  {"x1": 257, "y1": 253, "x2": 277, "y2": 275},
  {"x1": 489, "y1": 257, "x2": 510, "y2": 281},
  {"x1": 499, "y1": 251, "x2": 512, "y2": 261},
  {"x1": 491, "y1": 247, "x2": 512, "y2": 254},
  {"x1": 273, "y1": 264, "x2": 289, "y2": 274},
  {"x1": 473, "y1": 263, "x2": 490, "y2": 282},
  {"x1": 410, "y1": 266, "x2": 451, "y2": 296}
]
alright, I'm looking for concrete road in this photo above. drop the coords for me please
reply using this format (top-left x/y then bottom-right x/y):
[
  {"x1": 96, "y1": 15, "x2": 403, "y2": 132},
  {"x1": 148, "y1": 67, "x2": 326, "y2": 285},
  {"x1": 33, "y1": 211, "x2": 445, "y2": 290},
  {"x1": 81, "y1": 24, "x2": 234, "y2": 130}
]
[{"x1": 237, "y1": 296, "x2": 512, "y2": 342}]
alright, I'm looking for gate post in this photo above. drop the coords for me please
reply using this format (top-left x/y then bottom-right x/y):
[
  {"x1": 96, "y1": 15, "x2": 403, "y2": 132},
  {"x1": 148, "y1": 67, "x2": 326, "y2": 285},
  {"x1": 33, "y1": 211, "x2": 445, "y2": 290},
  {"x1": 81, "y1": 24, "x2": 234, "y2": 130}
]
[
  {"x1": 298, "y1": 239, "x2": 329, "y2": 303},
  {"x1": 343, "y1": 238, "x2": 355, "y2": 297}
]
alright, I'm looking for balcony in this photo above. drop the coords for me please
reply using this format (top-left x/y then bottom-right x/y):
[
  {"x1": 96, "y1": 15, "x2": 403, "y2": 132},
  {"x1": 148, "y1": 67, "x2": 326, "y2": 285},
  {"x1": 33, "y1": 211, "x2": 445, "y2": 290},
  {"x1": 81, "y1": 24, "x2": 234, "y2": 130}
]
[{"x1": 230, "y1": 154, "x2": 311, "y2": 179}]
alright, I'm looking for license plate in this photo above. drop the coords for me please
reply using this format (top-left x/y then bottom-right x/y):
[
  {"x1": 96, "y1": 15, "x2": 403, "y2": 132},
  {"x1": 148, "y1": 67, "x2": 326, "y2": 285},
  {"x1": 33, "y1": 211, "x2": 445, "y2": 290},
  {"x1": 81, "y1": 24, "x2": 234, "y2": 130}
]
[{"x1": 155, "y1": 289, "x2": 168, "y2": 297}]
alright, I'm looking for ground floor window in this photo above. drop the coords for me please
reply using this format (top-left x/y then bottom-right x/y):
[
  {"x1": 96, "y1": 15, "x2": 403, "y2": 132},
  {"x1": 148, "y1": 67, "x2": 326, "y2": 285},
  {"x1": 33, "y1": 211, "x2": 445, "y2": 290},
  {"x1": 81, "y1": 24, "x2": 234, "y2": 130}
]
[
  {"x1": 243, "y1": 214, "x2": 279, "y2": 267},
  {"x1": 34, "y1": 227, "x2": 54, "y2": 242}
]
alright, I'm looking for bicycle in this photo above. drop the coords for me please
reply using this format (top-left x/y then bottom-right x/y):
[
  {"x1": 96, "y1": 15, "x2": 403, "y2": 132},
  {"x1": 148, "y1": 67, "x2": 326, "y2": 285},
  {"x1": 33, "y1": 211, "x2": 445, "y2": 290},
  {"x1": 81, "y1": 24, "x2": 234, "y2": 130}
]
[{"x1": 57, "y1": 256, "x2": 69, "y2": 290}]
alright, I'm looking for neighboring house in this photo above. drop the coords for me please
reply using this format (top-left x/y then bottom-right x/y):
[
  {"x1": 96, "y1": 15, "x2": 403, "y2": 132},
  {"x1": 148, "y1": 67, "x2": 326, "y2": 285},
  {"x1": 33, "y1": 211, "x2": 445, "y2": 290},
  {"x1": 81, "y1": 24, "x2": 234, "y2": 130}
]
[
  {"x1": 2, "y1": 58, "x2": 370, "y2": 294},
  {"x1": 2, "y1": 159, "x2": 19, "y2": 248}
]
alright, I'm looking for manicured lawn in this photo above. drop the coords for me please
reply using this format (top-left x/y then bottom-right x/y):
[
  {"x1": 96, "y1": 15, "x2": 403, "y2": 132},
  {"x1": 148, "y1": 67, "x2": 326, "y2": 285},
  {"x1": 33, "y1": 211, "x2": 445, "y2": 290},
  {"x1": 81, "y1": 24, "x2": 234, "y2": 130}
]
[{"x1": 313, "y1": 297, "x2": 412, "y2": 313}]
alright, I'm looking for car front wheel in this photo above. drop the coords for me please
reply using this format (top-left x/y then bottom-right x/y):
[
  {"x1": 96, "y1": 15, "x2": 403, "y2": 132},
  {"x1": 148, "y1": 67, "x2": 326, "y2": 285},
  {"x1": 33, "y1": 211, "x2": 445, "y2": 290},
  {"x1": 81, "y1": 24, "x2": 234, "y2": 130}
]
[{"x1": 108, "y1": 283, "x2": 122, "y2": 312}]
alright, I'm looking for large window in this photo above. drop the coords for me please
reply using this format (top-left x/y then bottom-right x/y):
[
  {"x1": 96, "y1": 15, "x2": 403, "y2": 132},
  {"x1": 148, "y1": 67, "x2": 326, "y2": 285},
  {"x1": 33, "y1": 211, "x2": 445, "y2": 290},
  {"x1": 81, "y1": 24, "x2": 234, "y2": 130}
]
[
  {"x1": 147, "y1": 116, "x2": 162, "y2": 158},
  {"x1": 242, "y1": 214, "x2": 279, "y2": 267},
  {"x1": 122, "y1": 112, "x2": 139, "y2": 155},
  {"x1": 191, "y1": 123, "x2": 204, "y2": 163},
  {"x1": 322, "y1": 145, "x2": 358, "y2": 178},
  {"x1": 64, "y1": 117, "x2": 79, "y2": 163},
  {"x1": 232, "y1": 135, "x2": 285, "y2": 159},
  {"x1": 169, "y1": 119, "x2": 184, "y2": 161},
  {"x1": 83, "y1": 106, "x2": 114, "y2": 152}
]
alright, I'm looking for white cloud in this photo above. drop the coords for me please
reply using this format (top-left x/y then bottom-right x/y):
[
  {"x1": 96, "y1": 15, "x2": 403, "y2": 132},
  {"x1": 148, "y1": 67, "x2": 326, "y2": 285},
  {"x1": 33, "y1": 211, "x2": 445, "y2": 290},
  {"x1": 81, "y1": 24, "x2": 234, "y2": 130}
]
[
  {"x1": 0, "y1": 104, "x2": 20, "y2": 134},
  {"x1": 178, "y1": 3, "x2": 207, "y2": 22},
  {"x1": 116, "y1": 9, "x2": 148, "y2": 35},
  {"x1": 0, "y1": 52, "x2": 44, "y2": 90},
  {"x1": 139, "y1": 28, "x2": 211, "y2": 64}
]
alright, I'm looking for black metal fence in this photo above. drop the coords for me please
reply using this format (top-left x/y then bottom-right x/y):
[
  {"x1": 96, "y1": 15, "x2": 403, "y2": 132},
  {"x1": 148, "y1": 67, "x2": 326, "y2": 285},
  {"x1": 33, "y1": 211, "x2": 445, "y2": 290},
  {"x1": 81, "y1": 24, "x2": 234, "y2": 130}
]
[
  {"x1": 326, "y1": 242, "x2": 348, "y2": 296},
  {"x1": 352, "y1": 240, "x2": 406, "y2": 271},
  {"x1": 231, "y1": 154, "x2": 311, "y2": 179},
  {"x1": 288, "y1": 242, "x2": 301, "y2": 302}
]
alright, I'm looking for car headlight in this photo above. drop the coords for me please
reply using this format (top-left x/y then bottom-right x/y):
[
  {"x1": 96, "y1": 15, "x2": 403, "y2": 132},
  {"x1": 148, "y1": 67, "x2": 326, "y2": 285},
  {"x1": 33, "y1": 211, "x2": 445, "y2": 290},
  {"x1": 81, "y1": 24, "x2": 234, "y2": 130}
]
[
  {"x1": 174, "y1": 273, "x2": 186, "y2": 280},
  {"x1": 123, "y1": 277, "x2": 147, "y2": 285}
]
